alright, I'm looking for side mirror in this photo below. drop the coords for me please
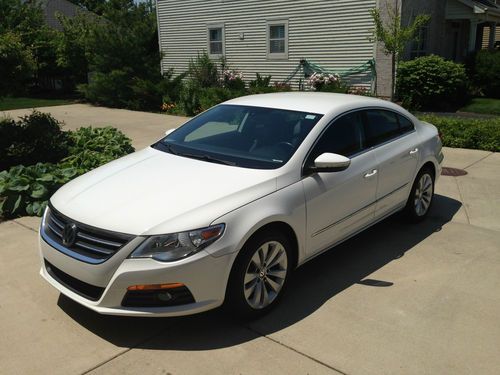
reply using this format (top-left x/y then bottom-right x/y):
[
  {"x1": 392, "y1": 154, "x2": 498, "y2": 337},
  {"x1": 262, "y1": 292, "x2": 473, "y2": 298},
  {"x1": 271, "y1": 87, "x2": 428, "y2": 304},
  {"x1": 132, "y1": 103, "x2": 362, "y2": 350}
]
[
  {"x1": 165, "y1": 128, "x2": 177, "y2": 136},
  {"x1": 308, "y1": 153, "x2": 351, "y2": 173}
]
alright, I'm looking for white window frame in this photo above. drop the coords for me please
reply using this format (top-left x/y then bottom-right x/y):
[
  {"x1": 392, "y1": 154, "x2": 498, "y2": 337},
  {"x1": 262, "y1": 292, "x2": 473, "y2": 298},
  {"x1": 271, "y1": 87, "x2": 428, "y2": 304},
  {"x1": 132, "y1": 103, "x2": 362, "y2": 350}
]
[
  {"x1": 267, "y1": 20, "x2": 288, "y2": 60},
  {"x1": 207, "y1": 23, "x2": 225, "y2": 57}
]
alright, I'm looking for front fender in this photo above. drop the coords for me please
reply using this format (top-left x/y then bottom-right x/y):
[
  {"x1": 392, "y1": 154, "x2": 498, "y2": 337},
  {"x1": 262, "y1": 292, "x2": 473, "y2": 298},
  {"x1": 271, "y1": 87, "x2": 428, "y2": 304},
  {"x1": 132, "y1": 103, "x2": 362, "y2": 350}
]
[{"x1": 207, "y1": 180, "x2": 307, "y2": 264}]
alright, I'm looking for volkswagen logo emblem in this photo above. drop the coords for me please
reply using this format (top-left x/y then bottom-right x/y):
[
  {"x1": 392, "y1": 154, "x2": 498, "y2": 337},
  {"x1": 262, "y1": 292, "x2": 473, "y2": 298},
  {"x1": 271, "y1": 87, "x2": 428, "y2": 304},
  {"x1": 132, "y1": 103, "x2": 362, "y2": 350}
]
[{"x1": 62, "y1": 223, "x2": 78, "y2": 247}]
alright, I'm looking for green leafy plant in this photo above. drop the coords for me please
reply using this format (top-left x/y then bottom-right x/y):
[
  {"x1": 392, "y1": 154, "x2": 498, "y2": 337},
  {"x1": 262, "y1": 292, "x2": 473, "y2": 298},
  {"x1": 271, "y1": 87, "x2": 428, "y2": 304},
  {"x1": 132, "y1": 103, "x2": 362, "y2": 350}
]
[
  {"x1": 61, "y1": 126, "x2": 134, "y2": 173},
  {"x1": 397, "y1": 55, "x2": 468, "y2": 110},
  {"x1": 419, "y1": 115, "x2": 500, "y2": 152},
  {"x1": 369, "y1": 4, "x2": 430, "y2": 100},
  {"x1": 0, "y1": 119, "x2": 135, "y2": 218},
  {"x1": 0, "y1": 163, "x2": 77, "y2": 217},
  {"x1": 0, "y1": 111, "x2": 70, "y2": 171},
  {"x1": 473, "y1": 51, "x2": 500, "y2": 99},
  {"x1": 188, "y1": 52, "x2": 220, "y2": 89}
]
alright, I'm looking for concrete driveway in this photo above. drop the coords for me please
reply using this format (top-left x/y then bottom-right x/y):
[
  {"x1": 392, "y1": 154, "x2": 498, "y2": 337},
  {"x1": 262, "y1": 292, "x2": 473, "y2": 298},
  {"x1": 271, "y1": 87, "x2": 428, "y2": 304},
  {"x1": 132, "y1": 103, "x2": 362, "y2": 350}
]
[{"x1": 1, "y1": 105, "x2": 499, "y2": 374}]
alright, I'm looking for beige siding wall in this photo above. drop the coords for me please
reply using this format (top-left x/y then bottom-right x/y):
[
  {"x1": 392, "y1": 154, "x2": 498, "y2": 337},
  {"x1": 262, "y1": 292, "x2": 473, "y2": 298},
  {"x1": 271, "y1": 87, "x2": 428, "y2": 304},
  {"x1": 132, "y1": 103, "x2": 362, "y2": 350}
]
[{"x1": 157, "y1": 0, "x2": 377, "y2": 89}]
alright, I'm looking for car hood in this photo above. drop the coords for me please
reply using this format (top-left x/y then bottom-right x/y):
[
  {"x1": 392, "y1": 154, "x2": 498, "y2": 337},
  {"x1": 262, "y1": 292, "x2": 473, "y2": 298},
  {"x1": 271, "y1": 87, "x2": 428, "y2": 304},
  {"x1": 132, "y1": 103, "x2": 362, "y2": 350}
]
[{"x1": 51, "y1": 147, "x2": 278, "y2": 235}]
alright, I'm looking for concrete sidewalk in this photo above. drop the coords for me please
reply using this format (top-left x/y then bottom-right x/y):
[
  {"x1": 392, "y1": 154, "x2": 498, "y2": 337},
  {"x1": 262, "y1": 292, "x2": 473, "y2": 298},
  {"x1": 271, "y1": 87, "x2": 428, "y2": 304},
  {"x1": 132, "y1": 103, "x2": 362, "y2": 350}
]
[{"x1": 1, "y1": 104, "x2": 499, "y2": 375}]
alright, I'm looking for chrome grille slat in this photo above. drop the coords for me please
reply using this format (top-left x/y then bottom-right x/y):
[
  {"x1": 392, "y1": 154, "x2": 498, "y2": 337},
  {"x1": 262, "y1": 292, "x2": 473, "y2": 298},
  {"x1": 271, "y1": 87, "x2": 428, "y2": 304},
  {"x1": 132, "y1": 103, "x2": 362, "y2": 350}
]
[
  {"x1": 50, "y1": 215, "x2": 64, "y2": 229},
  {"x1": 75, "y1": 241, "x2": 114, "y2": 255},
  {"x1": 48, "y1": 222, "x2": 62, "y2": 237},
  {"x1": 76, "y1": 232, "x2": 122, "y2": 248},
  {"x1": 43, "y1": 207, "x2": 133, "y2": 263}
]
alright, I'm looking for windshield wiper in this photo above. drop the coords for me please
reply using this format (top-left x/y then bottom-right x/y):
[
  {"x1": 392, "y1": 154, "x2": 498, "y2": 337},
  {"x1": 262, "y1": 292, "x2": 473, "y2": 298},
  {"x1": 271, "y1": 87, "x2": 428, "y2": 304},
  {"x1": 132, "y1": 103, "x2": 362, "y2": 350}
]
[{"x1": 177, "y1": 152, "x2": 236, "y2": 166}]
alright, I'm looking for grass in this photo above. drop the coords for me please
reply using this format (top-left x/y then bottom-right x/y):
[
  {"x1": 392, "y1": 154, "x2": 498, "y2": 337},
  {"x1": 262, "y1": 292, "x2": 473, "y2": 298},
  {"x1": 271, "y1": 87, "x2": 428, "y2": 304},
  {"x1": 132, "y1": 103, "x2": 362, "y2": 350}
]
[
  {"x1": 460, "y1": 98, "x2": 500, "y2": 116},
  {"x1": 0, "y1": 97, "x2": 74, "y2": 111}
]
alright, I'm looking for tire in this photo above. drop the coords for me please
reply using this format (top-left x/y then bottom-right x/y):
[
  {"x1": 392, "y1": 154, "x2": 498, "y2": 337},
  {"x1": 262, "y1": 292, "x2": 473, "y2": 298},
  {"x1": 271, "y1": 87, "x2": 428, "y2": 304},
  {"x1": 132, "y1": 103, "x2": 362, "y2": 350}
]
[
  {"x1": 403, "y1": 167, "x2": 435, "y2": 222},
  {"x1": 226, "y1": 230, "x2": 293, "y2": 318}
]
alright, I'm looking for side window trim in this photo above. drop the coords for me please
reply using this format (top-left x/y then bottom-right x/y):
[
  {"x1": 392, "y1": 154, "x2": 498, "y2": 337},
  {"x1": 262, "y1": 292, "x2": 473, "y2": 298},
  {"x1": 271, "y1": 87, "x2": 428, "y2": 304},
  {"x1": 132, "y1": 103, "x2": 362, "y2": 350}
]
[{"x1": 302, "y1": 109, "x2": 367, "y2": 175}]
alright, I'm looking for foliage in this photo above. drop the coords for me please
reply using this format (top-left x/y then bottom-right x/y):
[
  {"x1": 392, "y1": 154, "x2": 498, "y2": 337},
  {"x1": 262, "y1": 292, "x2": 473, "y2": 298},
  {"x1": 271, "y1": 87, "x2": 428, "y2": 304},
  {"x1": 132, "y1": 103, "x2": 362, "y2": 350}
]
[
  {"x1": 419, "y1": 115, "x2": 500, "y2": 152},
  {"x1": 249, "y1": 73, "x2": 271, "y2": 89},
  {"x1": 61, "y1": 126, "x2": 134, "y2": 173},
  {"x1": 0, "y1": 116, "x2": 135, "y2": 218},
  {"x1": 473, "y1": 51, "x2": 500, "y2": 99},
  {"x1": 0, "y1": 111, "x2": 70, "y2": 171},
  {"x1": 74, "y1": 0, "x2": 164, "y2": 110},
  {"x1": 198, "y1": 87, "x2": 243, "y2": 113},
  {"x1": 158, "y1": 68, "x2": 186, "y2": 105},
  {"x1": 460, "y1": 98, "x2": 500, "y2": 116},
  {"x1": 188, "y1": 52, "x2": 220, "y2": 88},
  {"x1": 369, "y1": 5, "x2": 430, "y2": 100},
  {"x1": 397, "y1": 55, "x2": 468, "y2": 110},
  {"x1": 0, "y1": 163, "x2": 77, "y2": 217},
  {"x1": 0, "y1": 32, "x2": 35, "y2": 96}
]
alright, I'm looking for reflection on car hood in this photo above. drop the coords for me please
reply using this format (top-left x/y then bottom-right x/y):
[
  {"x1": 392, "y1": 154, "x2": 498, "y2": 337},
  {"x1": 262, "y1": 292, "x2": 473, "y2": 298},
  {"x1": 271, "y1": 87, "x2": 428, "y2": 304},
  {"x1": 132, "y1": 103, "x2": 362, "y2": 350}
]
[{"x1": 51, "y1": 147, "x2": 278, "y2": 235}]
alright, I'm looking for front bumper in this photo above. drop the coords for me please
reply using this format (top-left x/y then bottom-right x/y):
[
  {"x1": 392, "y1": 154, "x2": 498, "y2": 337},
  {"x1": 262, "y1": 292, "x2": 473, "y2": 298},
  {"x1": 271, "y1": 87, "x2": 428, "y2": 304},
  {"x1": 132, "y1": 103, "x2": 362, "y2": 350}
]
[{"x1": 39, "y1": 234, "x2": 236, "y2": 317}]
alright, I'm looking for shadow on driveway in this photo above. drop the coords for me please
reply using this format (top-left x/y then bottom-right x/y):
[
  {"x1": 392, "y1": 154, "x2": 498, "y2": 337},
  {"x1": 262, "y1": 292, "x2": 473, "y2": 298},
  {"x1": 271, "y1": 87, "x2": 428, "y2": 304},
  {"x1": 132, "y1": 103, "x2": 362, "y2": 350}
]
[{"x1": 58, "y1": 194, "x2": 461, "y2": 350}]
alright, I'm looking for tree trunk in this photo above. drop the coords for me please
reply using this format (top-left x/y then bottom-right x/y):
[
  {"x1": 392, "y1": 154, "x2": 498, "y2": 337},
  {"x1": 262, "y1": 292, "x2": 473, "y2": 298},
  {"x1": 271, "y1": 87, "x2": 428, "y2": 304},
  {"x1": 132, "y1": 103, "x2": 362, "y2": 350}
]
[{"x1": 391, "y1": 53, "x2": 396, "y2": 102}]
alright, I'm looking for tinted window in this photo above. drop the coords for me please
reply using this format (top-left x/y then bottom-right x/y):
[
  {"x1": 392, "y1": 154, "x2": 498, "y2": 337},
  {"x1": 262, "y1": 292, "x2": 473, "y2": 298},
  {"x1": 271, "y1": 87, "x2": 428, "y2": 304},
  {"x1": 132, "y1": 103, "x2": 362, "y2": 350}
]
[
  {"x1": 154, "y1": 105, "x2": 322, "y2": 169},
  {"x1": 398, "y1": 114, "x2": 414, "y2": 133},
  {"x1": 365, "y1": 110, "x2": 400, "y2": 146},
  {"x1": 309, "y1": 111, "x2": 365, "y2": 161}
]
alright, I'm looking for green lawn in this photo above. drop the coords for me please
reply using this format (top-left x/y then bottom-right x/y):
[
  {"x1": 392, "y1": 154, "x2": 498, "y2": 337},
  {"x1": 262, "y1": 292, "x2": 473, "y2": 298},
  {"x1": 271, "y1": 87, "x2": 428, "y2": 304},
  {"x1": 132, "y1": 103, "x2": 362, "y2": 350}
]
[
  {"x1": 0, "y1": 97, "x2": 74, "y2": 111},
  {"x1": 460, "y1": 98, "x2": 500, "y2": 116}
]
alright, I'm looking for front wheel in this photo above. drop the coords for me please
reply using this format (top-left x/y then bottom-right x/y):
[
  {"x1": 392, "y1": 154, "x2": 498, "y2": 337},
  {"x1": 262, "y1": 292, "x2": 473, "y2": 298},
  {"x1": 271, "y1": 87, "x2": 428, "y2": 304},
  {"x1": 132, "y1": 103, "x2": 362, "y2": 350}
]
[
  {"x1": 403, "y1": 167, "x2": 435, "y2": 222},
  {"x1": 226, "y1": 231, "x2": 292, "y2": 318}
]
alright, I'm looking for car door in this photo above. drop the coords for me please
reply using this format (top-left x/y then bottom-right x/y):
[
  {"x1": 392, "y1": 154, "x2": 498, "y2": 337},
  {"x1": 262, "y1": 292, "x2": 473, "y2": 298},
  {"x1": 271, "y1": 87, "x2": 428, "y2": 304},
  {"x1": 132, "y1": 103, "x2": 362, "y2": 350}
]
[
  {"x1": 363, "y1": 109, "x2": 419, "y2": 219},
  {"x1": 302, "y1": 111, "x2": 379, "y2": 256}
]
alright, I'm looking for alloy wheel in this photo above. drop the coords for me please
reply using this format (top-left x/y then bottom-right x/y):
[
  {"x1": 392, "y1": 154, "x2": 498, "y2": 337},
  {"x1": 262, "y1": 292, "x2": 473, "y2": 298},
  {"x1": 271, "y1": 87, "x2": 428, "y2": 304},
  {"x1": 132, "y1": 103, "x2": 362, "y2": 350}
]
[
  {"x1": 414, "y1": 173, "x2": 433, "y2": 216},
  {"x1": 243, "y1": 241, "x2": 288, "y2": 309}
]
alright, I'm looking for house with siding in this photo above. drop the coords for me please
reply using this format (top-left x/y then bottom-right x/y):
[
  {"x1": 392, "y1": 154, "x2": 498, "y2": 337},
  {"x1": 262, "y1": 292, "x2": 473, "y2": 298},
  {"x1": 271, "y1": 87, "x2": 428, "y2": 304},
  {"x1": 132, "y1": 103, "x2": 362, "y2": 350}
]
[{"x1": 156, "y1": 0, "x2": 500, "y2": 98}]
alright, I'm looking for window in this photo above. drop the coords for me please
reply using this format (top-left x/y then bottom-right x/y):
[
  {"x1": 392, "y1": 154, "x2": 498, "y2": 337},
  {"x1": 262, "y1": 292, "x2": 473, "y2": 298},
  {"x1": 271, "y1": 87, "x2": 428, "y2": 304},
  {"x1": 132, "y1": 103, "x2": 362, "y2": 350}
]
[
  {"x1": 364, "y1": 110, "x2": 413, "y2": 147},
  {"x1": 208, "y1": 25, "x2": 224, "y2": 56},
  {"x1": 309, "y1": 111, "x2": 366, "y2": 162},
  {"x1": 410, "y1": 26, "x2": 429, "y2": 59},
  {"x1": 397, "y1": 114, "x2": 414, "y2": 134},
  {"x1": 267, "y1": 20, "x2": 288, "y2": 59}
]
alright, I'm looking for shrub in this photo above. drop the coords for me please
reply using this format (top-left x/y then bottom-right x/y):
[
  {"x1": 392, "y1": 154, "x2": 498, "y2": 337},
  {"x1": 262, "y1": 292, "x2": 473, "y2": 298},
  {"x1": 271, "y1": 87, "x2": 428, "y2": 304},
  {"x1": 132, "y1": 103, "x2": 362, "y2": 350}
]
[
  {"x1": 179, "y1": 81, "x2": 204, "y2": 116},
  {"x1": 419, "y1": 115, "x2": 500, "y2": 152},
  {"x1": 159, "y1": 68, "x2": 186, "y2": 105},
  {"x1": 61, "y1": 126, "x2": 135, "y2": 173},
  {"x1": 0, "y1": 120, "x2": 135, "y2": 218},
  {"x1": 199, "y1": 87, "x2": 243, "y2": 112},
  {"x1": 307, "y1": 72, "x2": 346, "y2": 92},
  {"x1": 0, "y1": 163, "x2": 78, "y2": 217},
  {"x1": 188, "y1": 52, "x2": 220, "y2": 88},
  {"x1": 397, "y1": 55, "x2": 468, "y2": 110},
  {"x1": 249, "y1": 73, "x2": 271, "y2": 89},
  {"x1": 0, "y1": 111, "x2": 70, "y2": 171},
  {"x1": 473, "y1": 51, "x2": 500, "y2": 98}
]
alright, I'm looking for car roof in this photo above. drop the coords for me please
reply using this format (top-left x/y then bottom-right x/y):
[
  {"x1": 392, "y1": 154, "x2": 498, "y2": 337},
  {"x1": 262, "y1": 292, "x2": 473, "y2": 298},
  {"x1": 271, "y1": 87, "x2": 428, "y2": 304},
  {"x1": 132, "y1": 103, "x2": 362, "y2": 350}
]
[{"x1": 223, "y1": 92, "x2": 395, "y2": 115}]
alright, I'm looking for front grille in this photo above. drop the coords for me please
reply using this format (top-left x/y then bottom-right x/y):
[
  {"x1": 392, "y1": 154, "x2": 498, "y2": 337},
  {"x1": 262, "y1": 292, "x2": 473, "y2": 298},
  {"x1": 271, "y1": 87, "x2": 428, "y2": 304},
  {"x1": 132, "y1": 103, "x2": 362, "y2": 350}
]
[
  {"x1": 44, "y1": 206, "x2": 133, "y2": 263},
  {"x1": 122, "y1": 287, "x2": 195, "y2": 307},
  {"x1": 45, "y1": 260, "x2": 105, "y2": 301}
]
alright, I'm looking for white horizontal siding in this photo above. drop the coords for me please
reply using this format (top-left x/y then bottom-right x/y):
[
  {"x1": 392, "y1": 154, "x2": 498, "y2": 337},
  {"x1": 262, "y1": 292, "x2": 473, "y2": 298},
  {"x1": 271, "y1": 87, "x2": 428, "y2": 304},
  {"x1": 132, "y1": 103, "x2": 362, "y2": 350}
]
[{"x1": 157, "y1": 0, "x2": 377, "y2": 89}]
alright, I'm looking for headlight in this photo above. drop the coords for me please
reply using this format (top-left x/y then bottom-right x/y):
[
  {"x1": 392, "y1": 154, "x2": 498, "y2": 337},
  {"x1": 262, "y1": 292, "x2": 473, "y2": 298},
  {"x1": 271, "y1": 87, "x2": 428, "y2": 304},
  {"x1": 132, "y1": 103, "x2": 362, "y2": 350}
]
[{"x1": 129, "y1": 224, "x2": 225, "y2": 262}]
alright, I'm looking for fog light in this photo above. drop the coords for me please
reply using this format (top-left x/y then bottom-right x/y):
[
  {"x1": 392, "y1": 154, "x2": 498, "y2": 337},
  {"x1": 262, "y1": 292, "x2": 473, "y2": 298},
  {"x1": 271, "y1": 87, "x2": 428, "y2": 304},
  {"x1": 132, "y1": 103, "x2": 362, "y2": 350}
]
[{"x1": 158, "y1": 292, "x2": 172, "y2": 302}]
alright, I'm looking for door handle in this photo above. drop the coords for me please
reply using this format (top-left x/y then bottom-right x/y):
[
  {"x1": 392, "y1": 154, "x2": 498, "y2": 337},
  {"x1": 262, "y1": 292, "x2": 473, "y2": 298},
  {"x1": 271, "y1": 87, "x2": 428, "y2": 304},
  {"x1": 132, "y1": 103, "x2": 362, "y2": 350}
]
[
  {"x1": 364, "y1": 169, "x2": 378, "y2": 178},
  {"x1": 409, "y1": 148, "x2": 419, "y2": 155}
]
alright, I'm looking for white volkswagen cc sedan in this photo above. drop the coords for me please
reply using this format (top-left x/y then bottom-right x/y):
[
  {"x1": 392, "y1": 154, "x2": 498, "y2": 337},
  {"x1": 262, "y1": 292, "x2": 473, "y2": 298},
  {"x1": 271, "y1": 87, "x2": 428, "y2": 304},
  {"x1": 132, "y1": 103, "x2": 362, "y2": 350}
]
[{"x1": 39, "y1": 92, "x2": 443, "y2": 317}]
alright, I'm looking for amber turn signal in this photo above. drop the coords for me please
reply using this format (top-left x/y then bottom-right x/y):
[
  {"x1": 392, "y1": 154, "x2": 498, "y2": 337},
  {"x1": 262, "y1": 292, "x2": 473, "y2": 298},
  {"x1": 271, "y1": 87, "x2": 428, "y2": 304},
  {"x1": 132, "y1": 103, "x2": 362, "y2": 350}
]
[{"x1": 127, "y1": 283, "x2": 185, "y2": 291}]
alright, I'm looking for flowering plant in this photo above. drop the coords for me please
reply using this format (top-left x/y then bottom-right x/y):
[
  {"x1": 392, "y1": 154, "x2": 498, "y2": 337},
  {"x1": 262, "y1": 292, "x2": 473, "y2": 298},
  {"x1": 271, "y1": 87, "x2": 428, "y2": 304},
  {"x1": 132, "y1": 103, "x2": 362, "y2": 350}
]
[
  {"x1": 220, "y1": 69, "x2": 245, "y2": 90},
  {"x1": 307, "y1": 72, "x2": 341, "y2": 91}
]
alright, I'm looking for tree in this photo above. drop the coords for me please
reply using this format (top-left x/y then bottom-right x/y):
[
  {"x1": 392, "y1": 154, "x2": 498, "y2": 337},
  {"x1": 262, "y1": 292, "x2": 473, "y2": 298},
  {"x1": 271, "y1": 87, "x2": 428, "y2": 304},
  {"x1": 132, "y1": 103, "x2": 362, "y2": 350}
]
[
  {"x1": 369, "y1": 2, "x2": 430, "y2": 100},
  {"x1": 0, "y1": 32, "x2": 36, "y2": 97}
]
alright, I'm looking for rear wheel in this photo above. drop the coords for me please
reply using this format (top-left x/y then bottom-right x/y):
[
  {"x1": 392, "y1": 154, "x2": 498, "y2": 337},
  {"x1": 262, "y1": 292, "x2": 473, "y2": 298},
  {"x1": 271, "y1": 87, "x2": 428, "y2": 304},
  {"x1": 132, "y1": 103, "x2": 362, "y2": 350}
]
[
  {"x1": 404, "y1": 167, "x2": 435, "y2": 222},
  {"x1": 226, "y1": 231, "x2": 292, "y2": 318}
]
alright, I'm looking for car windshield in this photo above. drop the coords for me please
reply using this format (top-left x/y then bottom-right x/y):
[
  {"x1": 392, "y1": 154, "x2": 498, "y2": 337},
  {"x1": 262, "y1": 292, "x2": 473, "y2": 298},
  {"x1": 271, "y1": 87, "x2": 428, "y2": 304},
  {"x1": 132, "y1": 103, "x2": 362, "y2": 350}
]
[{"x1": 153, "y1": 104, "x2": 323, "y2": 169}]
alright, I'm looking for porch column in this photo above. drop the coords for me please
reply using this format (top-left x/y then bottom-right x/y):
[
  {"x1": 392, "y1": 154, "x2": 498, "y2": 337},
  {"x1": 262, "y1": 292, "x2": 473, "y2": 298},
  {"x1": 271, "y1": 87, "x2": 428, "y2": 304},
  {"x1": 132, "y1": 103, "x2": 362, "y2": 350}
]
[
  {"x1": 489, "y1": 22, "x2": 497, "y2": 50},
  {"x1": 468, "y1": 20, "x2": 478, "y2": 52}
]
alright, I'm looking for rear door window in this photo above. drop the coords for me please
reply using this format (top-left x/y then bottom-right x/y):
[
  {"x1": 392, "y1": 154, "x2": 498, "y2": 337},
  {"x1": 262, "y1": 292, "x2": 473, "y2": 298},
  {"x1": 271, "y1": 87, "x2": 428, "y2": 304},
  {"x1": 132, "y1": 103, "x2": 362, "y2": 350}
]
[{"x1": 364, "y1": 110, "x2": 400, "y2": 147}]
